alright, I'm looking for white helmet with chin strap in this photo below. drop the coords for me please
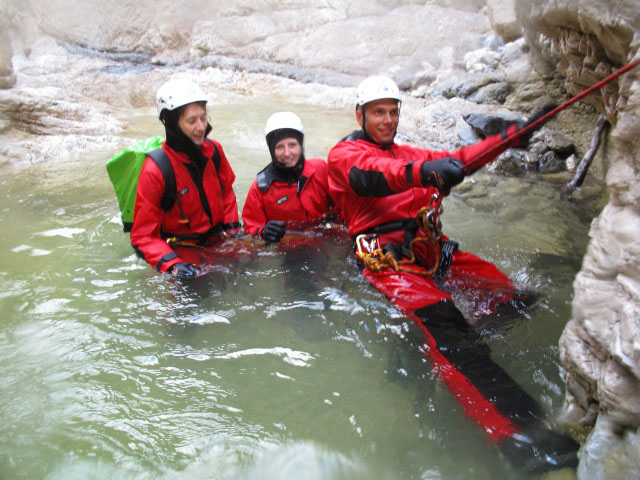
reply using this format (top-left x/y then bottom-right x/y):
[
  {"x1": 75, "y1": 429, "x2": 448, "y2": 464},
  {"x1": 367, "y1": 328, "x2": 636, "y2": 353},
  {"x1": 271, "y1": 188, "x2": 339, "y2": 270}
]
[
  {"x1": 356, "y1": 76, "x2": 402, "y2": 107},
  {"x1": 264, "y1": 112, "x2": 305, "y2": 171},
  {"x1": 264, "y1": 111, "x2": 305, "y2": 137},
  {"x1": 156, "y1": 78, "x2": 208, "y2": 118}
]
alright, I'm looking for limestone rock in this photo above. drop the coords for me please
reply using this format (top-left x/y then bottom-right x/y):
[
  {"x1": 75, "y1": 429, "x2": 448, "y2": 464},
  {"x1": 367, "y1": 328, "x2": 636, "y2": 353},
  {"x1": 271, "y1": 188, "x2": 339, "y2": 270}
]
[
  {"x1": 468, "y1": 81, "x2": 512, "y2": 104},
  {"x1": 487, "y1": 0, "x2": 521, "y2": 42},
  {"x1": 486, "y1": 149, "x2": 527, "y2": 175},
  {"x1": 516, "y1": 9, "x2": 640, "y2": 475},
  {"x1": 6, "y1": 1, "x2": 493, "y2": 84},
  {"x1": 538, "y1": 150, "x2": 564, "y2": 173},
  {"x1": 0, "y1": 19, "x2": 16, "y2": 89},
  {"x1": 464, "y1": 48, "x2": 502, "y2": 73},
  {"x1": 462, "y1": 112, "x2": 519, "y2": 137}
]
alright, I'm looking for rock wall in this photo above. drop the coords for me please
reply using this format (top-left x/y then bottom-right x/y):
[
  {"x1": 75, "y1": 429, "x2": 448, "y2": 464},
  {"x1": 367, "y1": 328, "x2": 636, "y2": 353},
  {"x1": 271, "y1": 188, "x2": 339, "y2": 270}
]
[
  {"x1": 0, "y1": 2, "x2": 17, "y2": 89},
  {"x1": 517, "y1": 1, "x2": 640, "y2": 479},
  {"x1": 4, "y1": 0, "x2": 543, "y2": 165},
  {"x1": 8, "y1": 0, "x2": 496, "y2": 84}
]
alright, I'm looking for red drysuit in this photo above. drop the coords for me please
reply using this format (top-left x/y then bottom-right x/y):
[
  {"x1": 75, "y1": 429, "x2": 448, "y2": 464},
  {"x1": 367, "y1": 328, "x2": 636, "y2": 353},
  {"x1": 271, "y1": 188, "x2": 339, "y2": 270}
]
[
  {"x1": 131, "y1": 140, "x2": 239, "y2": 272},
  {"x1": 242, "y1": 158, "x2": 332, "y2": 237}
]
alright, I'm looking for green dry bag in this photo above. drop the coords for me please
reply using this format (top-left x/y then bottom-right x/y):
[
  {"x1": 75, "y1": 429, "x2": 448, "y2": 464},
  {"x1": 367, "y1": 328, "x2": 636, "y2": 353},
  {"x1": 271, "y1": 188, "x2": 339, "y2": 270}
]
[{"x1": 106, "y1": 136, "x2": 173, "y2": 232}]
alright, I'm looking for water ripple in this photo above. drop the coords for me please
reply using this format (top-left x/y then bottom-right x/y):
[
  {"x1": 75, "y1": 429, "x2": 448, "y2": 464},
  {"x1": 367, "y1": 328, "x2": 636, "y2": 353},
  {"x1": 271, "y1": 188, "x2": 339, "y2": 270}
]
[{"x1": 214, "y1": 347, "x2": 314, "y2": 367}]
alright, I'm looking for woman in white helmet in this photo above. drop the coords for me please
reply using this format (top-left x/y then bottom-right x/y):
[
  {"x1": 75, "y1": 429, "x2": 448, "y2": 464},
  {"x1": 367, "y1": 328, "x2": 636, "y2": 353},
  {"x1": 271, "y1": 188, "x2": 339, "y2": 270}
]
[
  {"x1": 242, "y1": 111, "x2": 333, "y2": 242},
  {"x1": 130, "y1": 78, "x2": 240, "y2": 278}
]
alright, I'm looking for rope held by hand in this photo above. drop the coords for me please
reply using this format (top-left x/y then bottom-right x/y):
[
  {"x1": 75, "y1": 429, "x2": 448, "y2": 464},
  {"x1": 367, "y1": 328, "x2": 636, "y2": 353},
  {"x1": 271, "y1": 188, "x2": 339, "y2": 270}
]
[{"x1": 464, "y1": 57, "x2": 640, "y2": 175}]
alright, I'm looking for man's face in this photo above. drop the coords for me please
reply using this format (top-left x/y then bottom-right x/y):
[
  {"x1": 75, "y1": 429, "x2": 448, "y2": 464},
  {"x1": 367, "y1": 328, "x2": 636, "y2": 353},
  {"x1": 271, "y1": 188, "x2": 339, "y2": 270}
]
[
  {"x1": 178, "y1": 102, "x2": 208, "y2": 146},
  {"x1": 356, "y1": 98, "x2": 400, "y2": 145},
  {"x1": 274, "y1": 137, "x2": 302, "y2": 168}
]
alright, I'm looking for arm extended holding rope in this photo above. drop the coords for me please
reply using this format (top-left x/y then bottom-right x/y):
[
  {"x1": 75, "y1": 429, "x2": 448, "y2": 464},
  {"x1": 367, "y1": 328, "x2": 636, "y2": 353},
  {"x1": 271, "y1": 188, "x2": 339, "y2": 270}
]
[{"x1": 463, "y1": 57, "x2": 640, "y2": 176}]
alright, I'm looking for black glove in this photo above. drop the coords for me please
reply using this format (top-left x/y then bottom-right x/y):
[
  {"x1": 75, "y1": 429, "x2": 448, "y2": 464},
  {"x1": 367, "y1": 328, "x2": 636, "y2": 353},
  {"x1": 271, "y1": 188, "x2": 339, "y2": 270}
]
[
  {"x1": 222, "y1": 221, "x2": 242, "y2": 238},
  {"x1": 261, "y1": 220, "x2": 286, "y2": 242},
  {"x1": 419, "y1": 157, "x2": 465, "y2": 193},
  {"x1": 169, "y1": 262, "x2": 201, "y2": 279},
  {"x1": 507, "y1": 103, "x2": 557, "y2": 148}
]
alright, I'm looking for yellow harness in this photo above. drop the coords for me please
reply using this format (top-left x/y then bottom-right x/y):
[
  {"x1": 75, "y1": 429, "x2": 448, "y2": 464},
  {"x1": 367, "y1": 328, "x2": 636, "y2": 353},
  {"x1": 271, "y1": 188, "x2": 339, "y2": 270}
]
[{"x1": 355, "y1": 194, "x2": 443, "y2": 276}]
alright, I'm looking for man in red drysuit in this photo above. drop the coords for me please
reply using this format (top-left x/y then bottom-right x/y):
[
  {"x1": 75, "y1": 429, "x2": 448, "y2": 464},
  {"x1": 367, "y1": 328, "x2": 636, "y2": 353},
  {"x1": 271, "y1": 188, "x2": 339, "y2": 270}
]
[
  {"x1": 242, "y1": 111, "x2": 332, "y2": 242},
  {"x1": 328, "y1": 75, "x2": 539, "y2": 320},
  {"x1": 131, "y1": 78, "x2": 240, "y2": 278},
  {"x1": 327, "y1": 76, "x2": 580, "y2": 471}
]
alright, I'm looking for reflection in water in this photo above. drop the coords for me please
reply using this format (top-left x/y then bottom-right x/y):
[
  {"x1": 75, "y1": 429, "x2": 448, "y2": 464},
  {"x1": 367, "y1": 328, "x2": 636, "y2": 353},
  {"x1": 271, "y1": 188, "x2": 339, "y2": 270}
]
[{"x1": 0, "y1": 92, "x2": 607, "y2": 479}]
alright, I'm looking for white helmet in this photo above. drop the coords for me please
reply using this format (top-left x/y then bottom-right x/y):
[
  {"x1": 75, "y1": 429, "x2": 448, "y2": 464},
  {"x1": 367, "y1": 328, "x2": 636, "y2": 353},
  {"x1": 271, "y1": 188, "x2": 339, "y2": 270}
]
[
  {"x1": 356, "y1": 76, "x2": 402, "y2": 107},
  {"x1": 265, "y1": 111, "x2": 305, "y2": 137},
  {"x1": 156, "y1": 78, "x2": 207, "y2": 117}
]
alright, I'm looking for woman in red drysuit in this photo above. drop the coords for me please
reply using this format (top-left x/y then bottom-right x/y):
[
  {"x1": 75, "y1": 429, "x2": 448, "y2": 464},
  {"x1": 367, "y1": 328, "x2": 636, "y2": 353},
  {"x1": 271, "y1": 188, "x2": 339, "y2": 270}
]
[
  {"x1": 131, "y1": 78, "x2": 240, "y2": 278},
  {"x1": 242, "y1": 111, "x2": 333, "y2": 242}
]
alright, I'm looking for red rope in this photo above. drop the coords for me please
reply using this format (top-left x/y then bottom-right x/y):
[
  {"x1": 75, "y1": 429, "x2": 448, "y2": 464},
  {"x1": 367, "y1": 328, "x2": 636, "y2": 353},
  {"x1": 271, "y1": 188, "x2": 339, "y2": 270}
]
[{"x1": 463, "y1": 57, "x2": 640, "y2": 175}]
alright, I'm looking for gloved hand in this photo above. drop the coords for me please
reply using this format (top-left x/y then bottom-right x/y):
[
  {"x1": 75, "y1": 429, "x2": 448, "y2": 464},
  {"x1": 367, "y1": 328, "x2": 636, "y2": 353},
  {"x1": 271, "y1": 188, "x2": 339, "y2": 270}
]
[
  {"x1": 261, "y1": 220, "x2": 286, "y2": 242},
  {"x1": 222, "y1": 222, "x2": 242, "y2": 238},
  {"x1": 506, "y1": 103, "x2": 557, "y2": 148},
  {"x1": 169, "y1": 262, "x2": 201, "y2": 279},
  {"x1": 419, "y1": 157, "x2": 465, "y2": 193}
]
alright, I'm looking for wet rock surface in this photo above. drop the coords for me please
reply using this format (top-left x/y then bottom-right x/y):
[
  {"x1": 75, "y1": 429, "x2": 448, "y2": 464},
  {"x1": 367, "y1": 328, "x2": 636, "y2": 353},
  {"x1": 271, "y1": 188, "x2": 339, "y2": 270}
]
[
  {"x1": 0, "y1": 3, "x2": 16, "y2": 89},
  {"x1": 2, "y1": 0, "x2": 596, "y2": 167},
  {"x1": 518, "y1": 1, "x2": 640, "y2": 479},
  {"x1": 461, "y1": 112, "x2": 577, "y2": 175},
  {"x1": 0, "y1": 30, "x2": 16, "y2": 89}
]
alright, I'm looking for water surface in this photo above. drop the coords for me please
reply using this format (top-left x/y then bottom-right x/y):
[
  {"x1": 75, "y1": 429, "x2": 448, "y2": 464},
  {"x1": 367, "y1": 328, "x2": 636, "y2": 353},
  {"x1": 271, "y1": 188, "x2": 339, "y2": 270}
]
[{"x1": 0, "y1": 91, "x2": 605, "y2": 479}]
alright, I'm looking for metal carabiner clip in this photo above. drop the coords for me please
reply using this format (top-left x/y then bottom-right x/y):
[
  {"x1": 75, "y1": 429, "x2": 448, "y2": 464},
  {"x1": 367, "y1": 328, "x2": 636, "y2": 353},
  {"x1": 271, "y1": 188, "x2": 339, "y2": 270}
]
[{"x1": 355, "y1": 234, "x2": 381, "y2": 260}]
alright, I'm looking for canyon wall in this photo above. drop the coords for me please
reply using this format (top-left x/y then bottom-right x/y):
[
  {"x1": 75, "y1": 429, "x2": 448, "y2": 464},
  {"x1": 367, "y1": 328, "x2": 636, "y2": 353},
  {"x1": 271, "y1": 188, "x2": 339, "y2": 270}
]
[{"x1": 517, "y1": 1, "x2": 640, "y2": 478}]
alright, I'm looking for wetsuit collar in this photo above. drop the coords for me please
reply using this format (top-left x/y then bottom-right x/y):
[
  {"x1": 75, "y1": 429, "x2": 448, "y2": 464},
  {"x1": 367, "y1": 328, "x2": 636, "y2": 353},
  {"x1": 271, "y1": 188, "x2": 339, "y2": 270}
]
[{"x1": 256, "y1": 156, "x2": 306, "y2": 192}]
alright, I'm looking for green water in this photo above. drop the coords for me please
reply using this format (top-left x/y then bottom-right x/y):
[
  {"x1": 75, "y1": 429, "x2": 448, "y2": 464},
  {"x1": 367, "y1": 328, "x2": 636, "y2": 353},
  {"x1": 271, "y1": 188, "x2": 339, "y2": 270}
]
[{"x1": 0, "y1": 92, "x2": 606, "y2": 479}]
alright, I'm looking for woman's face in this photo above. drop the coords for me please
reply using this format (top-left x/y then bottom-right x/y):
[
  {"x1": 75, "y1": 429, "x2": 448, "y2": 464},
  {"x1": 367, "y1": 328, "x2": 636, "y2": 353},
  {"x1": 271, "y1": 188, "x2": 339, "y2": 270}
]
[
  {"x1": 274, "y1": 138, "x2": 302, "y2": 168},
  {"x1": 178, "y1": 102, "x2": 208, "y2": 146}
]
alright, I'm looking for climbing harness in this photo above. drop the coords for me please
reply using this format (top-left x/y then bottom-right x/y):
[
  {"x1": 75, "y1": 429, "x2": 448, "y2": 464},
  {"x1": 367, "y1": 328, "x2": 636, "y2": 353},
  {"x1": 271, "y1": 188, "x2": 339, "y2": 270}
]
[
  {"x1": 164, "y1": 222, "x2": 240, "y2": 248},
  {"x1": 356, "y1": 193, "x2": 445, "y2": 276}
]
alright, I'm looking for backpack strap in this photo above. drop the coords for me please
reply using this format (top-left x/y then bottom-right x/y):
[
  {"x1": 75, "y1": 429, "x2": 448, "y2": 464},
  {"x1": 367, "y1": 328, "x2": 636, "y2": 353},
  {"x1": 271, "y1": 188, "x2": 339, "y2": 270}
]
[
  {"x1": 147, "y1": 148, "x2": 177, "y2": 211},
  {"x1": 147, "y1": 141, "x2": 221, "y2": 212}
]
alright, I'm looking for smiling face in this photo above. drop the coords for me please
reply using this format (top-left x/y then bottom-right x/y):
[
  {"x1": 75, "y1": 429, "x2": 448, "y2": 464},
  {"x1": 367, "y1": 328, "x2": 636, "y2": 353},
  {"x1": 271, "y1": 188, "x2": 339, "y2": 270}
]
[
  {"x1": 273, "y1": 137, "x2": 302, "y2": 168},
  {"x1": 177, "y1": 102, "x2": 208, "y2": 146},
  {"x1": 356, "y1": 98, "x2": 400, "y2": 146}
]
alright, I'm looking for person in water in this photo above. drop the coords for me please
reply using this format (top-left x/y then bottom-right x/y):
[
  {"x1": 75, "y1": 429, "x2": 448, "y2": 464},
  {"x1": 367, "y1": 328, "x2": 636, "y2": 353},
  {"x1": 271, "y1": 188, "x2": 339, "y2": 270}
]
[
  {"x1": 242, "y1": 111, "x2": 332, "y2": 242},
  {"x1": 131, "y1": 78, "x2": 240, "y2": 278},
  {"x1": 327, "y1": 75, "x2": 580, "y2": 472},
  {"x1": 328, "y1": 75, "x2": 545, "y2": 320}
]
